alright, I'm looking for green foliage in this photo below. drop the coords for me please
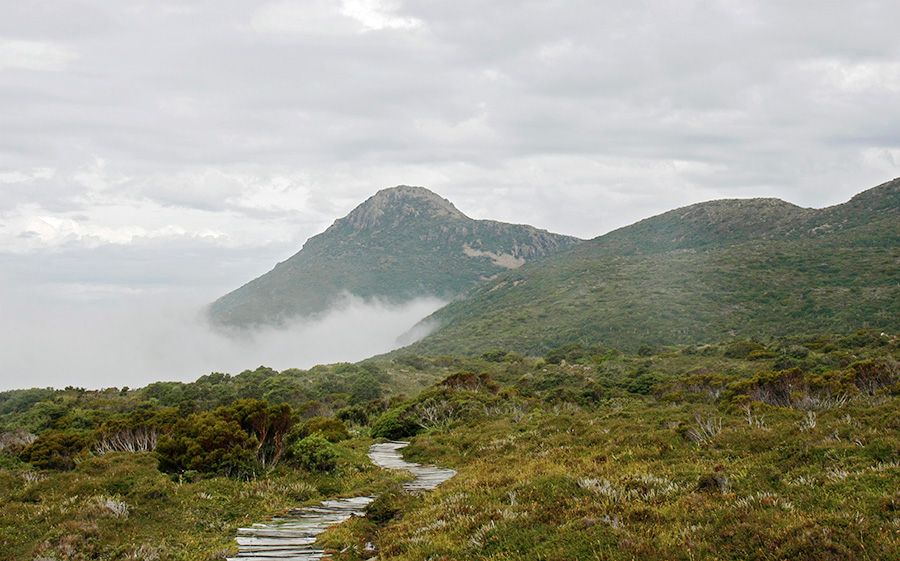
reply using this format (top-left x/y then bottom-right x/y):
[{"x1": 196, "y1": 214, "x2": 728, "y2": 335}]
[
  {"x1": 480, "y1": 349, "x2": 510, "y2": 362},
  {"x1": 155, "y1": 399, "x2": 297, "y2": 478},
  {"x1": 370, "y1": 407, "x2": 421, "y2": 440},
  {"x1": 298, "y1": 416, "x2": 350, "y2": 442},
  {"x1": 290, "y1": 434, "x2": 338, "y2": 473},
  {"x1": 336, "y1": 405, "x2": 369, "y2": 426},
  {"x1": 22, "y1": 429, "x2": 92, "y2": 471},
  {"x1": 723, "y1": 339, "x2": 766, "y2": 359},
  {"x1": 545, "y1": 344, "x2": 589, "y2": 365},
  {"x1": 0, "y1": 388, "x2": 56, "y2": 416},
  {"x1": 366, "y1": 487, "x2": 417, "y2": 524},
  {"x1": 2, "y1": 332, "x2": 897, "y2": 560},
  {"x1": 0, "y1": 437, "x2": 403, "y2": 561},
  {"x1": 156, "y1": 414, "x2": 259, "y2": 479},
  {"x1": 439, "y1": 372, "x2": 498, "y2": 393},
  {"x1": 725, "y1": 358, "x2": 898, "y2": 409},
  {"x1": 395, "y1": 354, "x2": 430, "y2": 371}
]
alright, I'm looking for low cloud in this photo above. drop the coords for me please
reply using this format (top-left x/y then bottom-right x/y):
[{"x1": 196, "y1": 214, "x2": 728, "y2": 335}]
[{"x1": 0, "y1": 284, "x2": 445, "y2": 391}]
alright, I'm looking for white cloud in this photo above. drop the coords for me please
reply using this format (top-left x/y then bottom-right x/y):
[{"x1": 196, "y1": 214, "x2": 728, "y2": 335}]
[
  {"x1": 250, "y1": 1, "x2": 354, "y2": 35},
  {"x1": 0, "y1": 167, "x2": 55, "y2": 183},
  {"x1": 413, "y1": 103, "x2": 496, "y2": 146},
  {"x1": 251, "y1": 0, "x2": 421, "y2": 35},
  {"x1": 0, "y1": 39, "x2": 77, "y2": 71},
  {"x1": 72, "y1": 158, "x2": 130, "y2": 198},
  {"x1": 861, "y1": 147, "x2": 900, "y2": 176},
  {"x1": 340, "y1": 0, "x2": 422, "y2": 31},
  {"x1": 536, "y1": 39, "x2": 576, "y2": 62},
  {"x1": 1, "y1": 207, "x2": 229, "y2": 252},
  {"x1": 804, "y1": 59, "x2": 900, "y2": 93}
]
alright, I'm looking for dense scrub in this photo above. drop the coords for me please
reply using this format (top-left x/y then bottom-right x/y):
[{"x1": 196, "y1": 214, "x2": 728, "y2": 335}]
[
  {"x1": 1, "y1": 331, "x2": 897, "y2": 559},
  {"x1": 327, "y1": 332, "x2": 900, "y2": 560},
  {"x1": 0, "y1": 361, "x2": 434, "y2": 559}
]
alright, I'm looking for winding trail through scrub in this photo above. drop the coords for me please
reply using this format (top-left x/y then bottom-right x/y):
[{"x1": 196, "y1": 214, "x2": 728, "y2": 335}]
[{"x1": 228, "y1": 440, "x2": 455, "y2": 560}]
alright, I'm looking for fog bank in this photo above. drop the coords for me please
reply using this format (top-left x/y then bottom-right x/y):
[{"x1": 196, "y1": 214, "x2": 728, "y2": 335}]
[{"x1": 0, "y1": 286, "x2": 445, "y2": 391}]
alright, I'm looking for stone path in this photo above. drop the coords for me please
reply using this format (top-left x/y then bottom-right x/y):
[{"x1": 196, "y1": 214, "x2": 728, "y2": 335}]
[
  {"x1": 367, "y1": 440, "x2": 457, "y2": 492},
  {"x1": 227, "y1": 440, "x2": 455, "y2": 560}
]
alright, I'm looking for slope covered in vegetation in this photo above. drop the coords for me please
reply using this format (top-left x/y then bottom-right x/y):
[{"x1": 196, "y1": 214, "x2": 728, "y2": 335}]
[
  {"x1": 406, "y1": 179, "x2": 900, "y2": 355},
  {"x1": 1, "y1": 332, "x2": 897, "y2": 560},
  {"x1": 325, "y1": 332, "x2": 900, "y2": 561}
]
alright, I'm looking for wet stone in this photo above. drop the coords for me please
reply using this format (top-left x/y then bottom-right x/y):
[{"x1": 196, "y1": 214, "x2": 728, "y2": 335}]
[{"x1": 228, "y1": 440, "x2": 455, "y2": 560}]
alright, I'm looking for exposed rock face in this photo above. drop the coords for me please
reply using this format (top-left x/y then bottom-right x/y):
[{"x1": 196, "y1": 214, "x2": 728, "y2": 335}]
[{"x1": 209, "y1": 185, "x2": 580, "y2": 327}]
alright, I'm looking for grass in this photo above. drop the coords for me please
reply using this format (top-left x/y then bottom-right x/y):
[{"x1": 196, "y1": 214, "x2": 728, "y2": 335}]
[
  {"x1": 369, "y1": 400, "x2": 897, "y2": 560},
  {"x1": 0, "y1": 436, "x2": 407, "y2": 560}
]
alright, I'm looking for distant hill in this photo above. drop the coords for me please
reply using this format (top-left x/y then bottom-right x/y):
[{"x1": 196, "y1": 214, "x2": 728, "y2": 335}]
[
  {"x1": 208, "y1": 186, "x2": 581, "y2": 327},
  {"x1": 404, "y1": 178, "x2": 900, "y2": 355}
]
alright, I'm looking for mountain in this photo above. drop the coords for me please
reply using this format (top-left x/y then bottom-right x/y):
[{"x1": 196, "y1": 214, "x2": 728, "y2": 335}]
[
  {"x1": 403, "y1": 178, "x2": 900, "y2": 355},
  {"x1": 208, "y1": 186, "x2": 581, "y2": 326}
]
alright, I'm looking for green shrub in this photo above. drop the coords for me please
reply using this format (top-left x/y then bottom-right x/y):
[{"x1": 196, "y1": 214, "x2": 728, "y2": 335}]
[
  {"x1": 155, "y1": 414, "x2": 260, "y2": 479},
  {"x1": 336, "y1": 405, "x2": 369, "y2": 426},
  {"x1": 848, "y1": 359, "x2": 899, "y2": 395},
  {"x1": 723, "y1": 340, "x2": 766, "y2": 359},
  {"x1": 480, "y1": 349, "x2": 510, "y2": 362},
  {"x1": 439, "y1": 372, "x2": 498, "y2": 393},
  {"x1": 290, "y1": 435, "x2": 337, "y2": 472},
  {"x1": 395, "y1": 354, "x2": 429, "y2": 370},
  {"x1": 297, "y1": 417, "x2": 350, "y2": 442},
  {"x1": 370, "y1": 407, "x2": 420, "y2": 440},
  {"x1": 22, "y1": 429, "x2": 92, "y2": 471},
  {"x1": 545, "y1": 344, "x2": 587, "y2": 365},
  {"x1": 747, "y1": 349, "x2": 778, "y2": 360},
  {"x1": 624, "y1": 372, "x2": 661, "y2": 395},
  {"x1": 366, "y1": 487, "x2": 415, "y2": 524}
]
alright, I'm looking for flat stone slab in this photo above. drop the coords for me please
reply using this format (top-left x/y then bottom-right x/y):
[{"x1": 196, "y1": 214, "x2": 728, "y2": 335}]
[
  {"x1": 367, "y1": 440, "x2": 457, "y2": 492},
  {"x1": 227, "y1": 440, "x2": 455, "y2": 560}
]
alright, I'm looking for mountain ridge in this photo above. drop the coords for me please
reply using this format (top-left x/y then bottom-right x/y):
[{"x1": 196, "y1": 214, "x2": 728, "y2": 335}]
[{"x1": 400, "y1": 178, "x2": 900, "y2": 355}]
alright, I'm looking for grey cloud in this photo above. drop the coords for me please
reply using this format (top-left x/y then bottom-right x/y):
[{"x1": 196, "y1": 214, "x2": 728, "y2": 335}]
[{"x1": 1, "y1": 1, "x2": 899, "y2": 388}]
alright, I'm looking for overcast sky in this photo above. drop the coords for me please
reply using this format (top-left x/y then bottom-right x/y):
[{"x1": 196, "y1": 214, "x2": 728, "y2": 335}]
[{"x1": 1, "y1": 1, "x2": 899, "y2": 389}]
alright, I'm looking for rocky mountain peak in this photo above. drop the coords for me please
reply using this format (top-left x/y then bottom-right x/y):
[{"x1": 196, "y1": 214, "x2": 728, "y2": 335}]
[{"x1": 339, "y1": 185, "x2": 467, "y2": 231}]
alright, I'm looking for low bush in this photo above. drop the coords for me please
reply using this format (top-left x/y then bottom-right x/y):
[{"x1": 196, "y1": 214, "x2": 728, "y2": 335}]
[
  {"x1": 22, "y1": 429, "x2": 93, "y2": 470},
  {"x1": 290, "y1": 434, "x2": 337, "y2": 472},
  {"x1": 366, "y1": 487, "x2": 416, "y2": 524},
  {"x1": 370, "y1": 407, "x2": 421, "y2": 440},
  {"x1": 297, "y1": 417, "x2": 350, "y2": 442},
  {"x1": 723, "y1": 339, "x2": 767, "y2": 359}
]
